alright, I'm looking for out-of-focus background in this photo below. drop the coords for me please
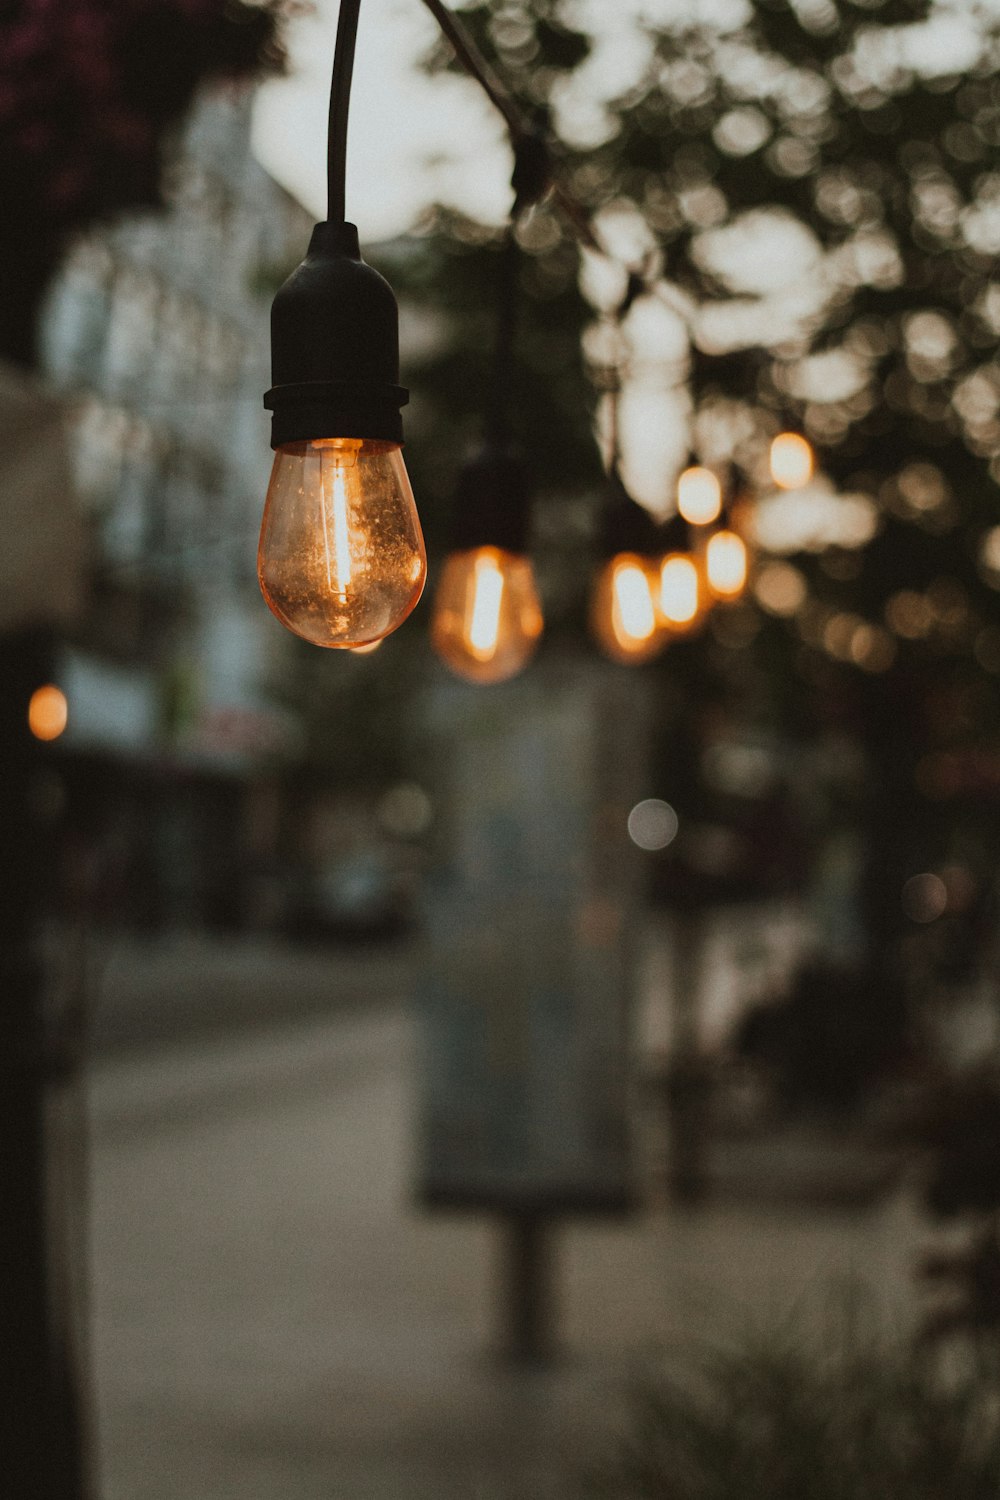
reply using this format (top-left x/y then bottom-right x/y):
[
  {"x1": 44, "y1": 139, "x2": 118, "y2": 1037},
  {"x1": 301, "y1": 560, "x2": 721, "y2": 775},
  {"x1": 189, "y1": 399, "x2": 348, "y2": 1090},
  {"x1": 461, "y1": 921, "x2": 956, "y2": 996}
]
[{"x1": 5, "y1": 1, "x2": 1000, "y2": 1496}]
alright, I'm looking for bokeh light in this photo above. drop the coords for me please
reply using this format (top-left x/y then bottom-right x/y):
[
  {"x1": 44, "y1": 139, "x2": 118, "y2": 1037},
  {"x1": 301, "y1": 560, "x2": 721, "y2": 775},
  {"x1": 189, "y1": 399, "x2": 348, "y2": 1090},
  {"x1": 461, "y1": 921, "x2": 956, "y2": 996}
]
[
  {"x1": 705, "y1": 529, "x2": 748, "y2": 599},
  {"x1": 901, "y1": 872, "x2": 948, "y2": 923},
  {"x1": 753, "y1": 561, "x2": 807, "y2": 617},
  {"x1": 659, "y1": 554, "x2": 701, "y2": 627},
  {"x1": 27, "y1": 684, "x2": 68, "y2": 742},
  {"x1": 885, "y1": 591, "x2": 933, "y2": 639},
  {"x1": 677, "y1": 466, "x2": 722, "y2": 526},
  {"x1": 627, "y1": 799, "x2": 679, "y2": 851},
  {"x1": 752, "y1": 486, "x2": 878, "y2": 553},
  {"x1": 978, "y1": 526, "x2": 1000, "y2": 587},
  {"x1": 769, "y1": 432, "x2": 814, "y2": 489}
]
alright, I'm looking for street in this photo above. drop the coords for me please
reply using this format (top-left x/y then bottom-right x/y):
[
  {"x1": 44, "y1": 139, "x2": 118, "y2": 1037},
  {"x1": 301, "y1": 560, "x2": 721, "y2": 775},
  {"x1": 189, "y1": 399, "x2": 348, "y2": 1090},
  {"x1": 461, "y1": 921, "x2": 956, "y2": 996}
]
[{"x1": 86, "y1": 933, "x2": 924, "y2": 1500}]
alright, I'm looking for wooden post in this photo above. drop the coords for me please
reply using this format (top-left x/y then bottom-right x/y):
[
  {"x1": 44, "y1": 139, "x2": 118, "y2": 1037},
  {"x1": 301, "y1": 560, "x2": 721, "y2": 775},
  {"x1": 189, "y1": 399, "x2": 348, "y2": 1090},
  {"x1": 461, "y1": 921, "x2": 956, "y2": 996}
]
[{"x1": 0, "y1": 628, "x2": 92, "y2": 1498}]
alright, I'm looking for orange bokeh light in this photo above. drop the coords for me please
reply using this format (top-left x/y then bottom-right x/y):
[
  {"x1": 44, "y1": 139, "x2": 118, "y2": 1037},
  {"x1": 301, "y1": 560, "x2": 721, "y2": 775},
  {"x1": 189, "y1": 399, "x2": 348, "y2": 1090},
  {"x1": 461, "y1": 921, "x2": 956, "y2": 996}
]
[
  {"x1": 28, "y1": 684, "x2": 68, "y2": 742},
  {"x1": 769, "y1": 432, "x2": 814, "y2": 490}
]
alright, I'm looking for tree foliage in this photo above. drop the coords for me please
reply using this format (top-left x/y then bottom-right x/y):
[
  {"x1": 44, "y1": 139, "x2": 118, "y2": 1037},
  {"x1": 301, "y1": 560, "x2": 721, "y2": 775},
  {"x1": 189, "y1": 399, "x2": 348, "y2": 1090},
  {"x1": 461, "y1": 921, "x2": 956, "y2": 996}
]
[
  {"x1": 0, "y1": 0, "x2": 286, "y2": 365},
  {"x1": 406, "y1": 0, "x2": 1000, "y2": 964}
]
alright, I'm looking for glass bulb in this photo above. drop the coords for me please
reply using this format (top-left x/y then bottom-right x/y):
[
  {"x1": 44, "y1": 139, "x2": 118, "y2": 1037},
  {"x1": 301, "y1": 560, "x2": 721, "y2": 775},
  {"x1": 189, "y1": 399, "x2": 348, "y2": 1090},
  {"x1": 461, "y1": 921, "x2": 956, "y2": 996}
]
[
  {"x1": 659, "y1": 552, "x2": 701, "y2": 632},
  {"x1": 431, "y1": 546, "x2": 543, "y2": 684},
  {"x1": 677, "y1": 466, "x2": 722, "y2": 526},
  {"x1": 591, "y1": 553, "x2": 665, "y2": 665},
  {"x1": 770, "y1": 432, "x2": 813, "y2": 490},
  {"x1": 705, "y1": 529, "x2": 748, "y2": 599},
  {"x1": 258, "y1": 438, "x2": 426, "y2": 648}
]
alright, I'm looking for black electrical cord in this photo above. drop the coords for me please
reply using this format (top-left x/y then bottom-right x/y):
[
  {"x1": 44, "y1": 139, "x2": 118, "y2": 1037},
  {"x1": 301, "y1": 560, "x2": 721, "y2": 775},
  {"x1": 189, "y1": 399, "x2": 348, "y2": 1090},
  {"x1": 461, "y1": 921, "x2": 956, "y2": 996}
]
[
  {"x1": 419, "y1": 0, "x2": 525, "y2": 144},
  {"x1": 326, "y1": 0, "x2": 674, "y2": 318},
  {"x1": 419, "y1": 0, "x2": 648, "y2": 267},
  {"x1": 327, "y1": 0, "x2": 363, "y2": 224},
  {"x1": 486, "y1": 223, "x2": 519, "y2": 446},
  {"x1": 485, "y1": 133, "x2": 551, "y2": 447}
]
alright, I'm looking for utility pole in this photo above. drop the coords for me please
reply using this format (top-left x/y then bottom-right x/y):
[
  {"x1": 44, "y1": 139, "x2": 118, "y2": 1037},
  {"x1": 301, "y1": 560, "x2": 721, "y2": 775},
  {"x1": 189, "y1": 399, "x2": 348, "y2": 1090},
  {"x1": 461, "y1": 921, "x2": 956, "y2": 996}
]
[
  {"x1": 0, "y1": 626, "x2": 92, "y2": 1498},
  {"x1": 497, "y1": 1213, "x2": 557, "y2": 1363}
]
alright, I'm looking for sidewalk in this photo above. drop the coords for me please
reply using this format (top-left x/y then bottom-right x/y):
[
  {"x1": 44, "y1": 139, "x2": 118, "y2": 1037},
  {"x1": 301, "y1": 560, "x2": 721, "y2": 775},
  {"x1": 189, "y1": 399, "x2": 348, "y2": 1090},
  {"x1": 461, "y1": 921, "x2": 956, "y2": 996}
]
[
  {"x1": 86, "y1": 1000, "x2": 925, "y2": 1500},
  {"x1": 87, "y1": 929, "x2": 417, "y2": 1049}
]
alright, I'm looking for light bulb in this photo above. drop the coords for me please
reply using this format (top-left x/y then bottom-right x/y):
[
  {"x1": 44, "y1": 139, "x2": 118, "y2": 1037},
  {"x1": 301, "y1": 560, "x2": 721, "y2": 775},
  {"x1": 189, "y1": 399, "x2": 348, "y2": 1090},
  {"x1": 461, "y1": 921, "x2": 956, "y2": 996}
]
[
  {"x1": 770, "y1": 432, "x2": 813, "y2": 490},
  {"x1": 431, "y1": 546, "x2": 543, "y2": 684},
  {"x1": 677, "y1": 466, "x2": 722, "y2": 526},
  {"x1": 258, "y1": 437, "x2": 426, "y2": 648},
  {"x1": 705, "y1": 529, "x2": 748, "y2": 600},
  {"x1": 591, "y1": 553, "x2": 665, "y2": 665},
  {"x1": 659, "y1": 553, "x2": 701, "y2": 632}
]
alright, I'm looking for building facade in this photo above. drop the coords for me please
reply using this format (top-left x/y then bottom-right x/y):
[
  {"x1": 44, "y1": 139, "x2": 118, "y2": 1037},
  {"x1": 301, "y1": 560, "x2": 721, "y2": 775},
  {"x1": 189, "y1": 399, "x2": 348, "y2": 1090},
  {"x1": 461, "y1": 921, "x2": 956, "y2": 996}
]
[{"x1": 40, "y1": 82, "x2": 313, "y2": 930}]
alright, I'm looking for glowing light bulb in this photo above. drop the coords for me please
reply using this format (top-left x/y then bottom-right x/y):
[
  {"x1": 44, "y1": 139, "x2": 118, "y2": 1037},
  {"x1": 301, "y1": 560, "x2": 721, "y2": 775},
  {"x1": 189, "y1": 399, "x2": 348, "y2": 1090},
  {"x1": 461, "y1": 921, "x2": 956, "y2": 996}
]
[
  {"x1": 258, "y1": 437, "x2": 426, "y2": 648},
  {"x1": 431, "y1": 546, "x2": 543, "y2": 684},
  {"x1": 770, "y1": 432, "x2": 813, "y2": 490},
  {"x1": 28, "y1": 684, "x2": 68, "y2": 741},
  {"x1": 705, "y1": 529, "x2": 748, "y2": 600},
  {"x1": 659, "y1": 553, "x2": 701, "y2": 631},
  {"x1": 591, "y1": 553, "x2": 665, "y2": 665},
  {"x1": 677, "y1": 466, "x2": 722, "y2": 526}
]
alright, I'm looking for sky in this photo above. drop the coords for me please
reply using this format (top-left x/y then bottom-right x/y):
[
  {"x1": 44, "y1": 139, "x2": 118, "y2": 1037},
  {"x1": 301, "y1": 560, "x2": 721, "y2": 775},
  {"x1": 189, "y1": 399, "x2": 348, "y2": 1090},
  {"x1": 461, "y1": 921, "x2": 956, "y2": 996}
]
[{"x1": 250, "y1": 0, "x2": 694, "y2": 240}]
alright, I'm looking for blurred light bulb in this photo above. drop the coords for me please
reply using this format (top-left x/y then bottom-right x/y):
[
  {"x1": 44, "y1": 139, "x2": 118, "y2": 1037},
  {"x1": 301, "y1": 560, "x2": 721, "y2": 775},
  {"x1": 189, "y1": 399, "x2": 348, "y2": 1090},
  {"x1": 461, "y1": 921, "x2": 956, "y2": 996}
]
[
  {"x1": 770, "y1": 432, "x2": 813, "y2": 490},
  {"x1": 431, "y1": 546, "x2": 543, "y2": 684},
  {"x1": 677, "y1": 466, "x2": 722, "y2": 526},
  {"x1": 659, "y1": 553, "x2": 701, "y2": 631},
  {"x1": 28, "y1": 684, "x2": 68, "y2": 742},
  {"x1": 705, "y1": 529, "x2": 748, "y2": 599},
  {"x1": 591, "y1": 553, "x2": 664, "y2": 665},
  {"x1": 258, "y1": 438, "x2": 426, "y2": 648}
]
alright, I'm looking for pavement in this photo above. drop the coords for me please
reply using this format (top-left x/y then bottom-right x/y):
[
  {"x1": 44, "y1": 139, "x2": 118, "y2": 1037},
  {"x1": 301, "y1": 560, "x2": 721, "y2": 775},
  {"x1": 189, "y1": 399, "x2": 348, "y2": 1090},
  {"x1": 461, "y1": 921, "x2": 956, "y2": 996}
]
[
  {"x1": 87, "y1": 930, "x2": 416, "y2": 1050},
  {"x1": 84, "y1": 931, "x2": 928, "y2": 1500}
]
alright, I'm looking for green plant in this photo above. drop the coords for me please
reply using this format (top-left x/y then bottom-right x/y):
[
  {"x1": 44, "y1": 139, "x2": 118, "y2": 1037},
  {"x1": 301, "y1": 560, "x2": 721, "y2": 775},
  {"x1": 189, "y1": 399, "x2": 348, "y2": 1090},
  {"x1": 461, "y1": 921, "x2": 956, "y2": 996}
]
[{"x1": 584, "y1": 1304, "x2": 1000, "y2": 1500}]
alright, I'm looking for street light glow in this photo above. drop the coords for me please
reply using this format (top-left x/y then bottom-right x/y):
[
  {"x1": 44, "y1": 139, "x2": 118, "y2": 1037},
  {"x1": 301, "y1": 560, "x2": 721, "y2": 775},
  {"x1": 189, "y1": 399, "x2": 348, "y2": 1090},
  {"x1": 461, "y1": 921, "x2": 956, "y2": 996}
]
[{"x1": 28, "y1": 684, "x2": 68, "y2": 742}]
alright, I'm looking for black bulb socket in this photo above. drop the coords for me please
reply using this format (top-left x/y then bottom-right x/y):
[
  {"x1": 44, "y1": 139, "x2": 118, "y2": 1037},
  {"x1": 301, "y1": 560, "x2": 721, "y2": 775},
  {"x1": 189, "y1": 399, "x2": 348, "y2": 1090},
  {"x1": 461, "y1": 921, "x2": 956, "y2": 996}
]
[
  {"x1": 264, "y1": 222, "x2": 408, "y2": 449},
  {"x1": 658, "y1": 510, "x2": 691, "y2": 555},
  {"x1": 448, "y1": 443, "x2": 533, "y2": 555},
  {"x1": 598, "y1": 475, "x2": 666, "y2": 560}
]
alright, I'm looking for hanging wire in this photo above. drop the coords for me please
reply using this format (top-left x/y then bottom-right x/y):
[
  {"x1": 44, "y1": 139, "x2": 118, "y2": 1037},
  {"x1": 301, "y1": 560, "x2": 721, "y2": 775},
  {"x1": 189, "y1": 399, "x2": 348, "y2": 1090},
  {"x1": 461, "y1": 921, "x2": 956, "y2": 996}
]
[
  {"x1": 417, "y1": 0, "x2": 686, "y2": 315},
  {"x1": 327, "y1": 0, "x2": 364, "y2": 223},
  {"x1": 325, "y1": 0, "x2": 689, "y2": 322},
  {"x1": 96, "y1": 0, "x2": 681, "y2": 580},
  {"x1": 486, "y1": 224, "x2": 519, "y2": 447},
  {"x1": 483, "y1": 132, "x2": 554, "y2": 446}
]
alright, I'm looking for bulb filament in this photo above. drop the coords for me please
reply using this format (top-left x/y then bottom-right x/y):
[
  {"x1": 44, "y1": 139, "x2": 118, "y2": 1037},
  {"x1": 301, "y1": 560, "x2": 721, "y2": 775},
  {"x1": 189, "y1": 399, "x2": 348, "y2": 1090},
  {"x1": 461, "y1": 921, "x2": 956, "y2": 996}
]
[
  {"x1": 469, "y1": 553, "x2": 505, "y2": 658},
  {"x1": 613, "y1": 562, "x2": 656, "y2": 644},
  {"x1": 661, "y1": 555, "x2": 699, "y2": 625},
  {"x1": 317, "y1": 439, "x2": 361, "y2": 597},
  {"x1": 706, "y1": 530, "x2": 747, "y2": 597}
]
